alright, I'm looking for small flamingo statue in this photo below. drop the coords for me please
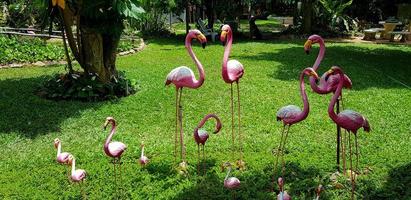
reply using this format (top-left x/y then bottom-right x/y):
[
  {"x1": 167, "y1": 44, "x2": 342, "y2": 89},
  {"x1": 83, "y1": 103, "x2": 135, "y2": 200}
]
[
  {"x1": 165, "y1": 30, "x2": 207, "y2": 169},
  {"x1": 67, "y1": 155, "x2": 86, "y2": 198},
  {"x1": 326, "y1": 66, "x2": 370, "y2": 200},
  {"x1": 220, "y1": 24, "x2": 246, "y2": 171},
  {"x1": 103, "y1": 117, "x2": 127, "y2": 192},
  {"x1": 275, "y1": 68, "x2": 319, "y2": 180},
  {"x1": 277, "y1": 177, "x2": 291, "y2": 200},
  {"x1": 193, "y1": 113, "x2": 222, "y2": 174},
  {"x1": 54, "y1": 138, "x2": 72, "y2": 177},
  {"x1": 304, "y1": 35, "x2": 352, "y2": 172},
  {"x1": 139, "y1": 142, "x2": 149, "y2": 166},
  {"x1": 315, "y1": 184, "x2": 324, "y2": 200},
  {"x1": 222, "y1": 162, "x2": 240, "y2": 199}
]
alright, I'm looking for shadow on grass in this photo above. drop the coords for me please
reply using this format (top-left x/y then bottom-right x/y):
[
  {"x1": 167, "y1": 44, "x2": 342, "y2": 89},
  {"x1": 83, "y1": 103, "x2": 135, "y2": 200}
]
[
  {"x1": 0, "y1": 76, "x2": 101, "y2": 138},
  {"x1": 361, "y1": 162, "x2": 411, "y2": 199},
  {"x1": 171, "y1": 161, "x2": 324, "y2": 200}
]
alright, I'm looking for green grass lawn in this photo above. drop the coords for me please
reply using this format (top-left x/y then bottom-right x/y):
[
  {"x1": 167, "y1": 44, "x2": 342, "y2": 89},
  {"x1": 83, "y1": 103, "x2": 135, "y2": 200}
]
[{"x1": 0, "y1": 36, "x2": 410, "y2": 199}]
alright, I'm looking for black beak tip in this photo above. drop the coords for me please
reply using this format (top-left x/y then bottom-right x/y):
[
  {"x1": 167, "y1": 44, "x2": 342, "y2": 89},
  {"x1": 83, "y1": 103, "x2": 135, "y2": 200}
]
[
  {"x1": 305, "y1": 50, "x2": 310, "y2": 55},
  {"x1": 221, "y1": 41, "x2": 226, "y2": 46},
  {"x1": 202, "y1": 42, "x2": 206, "y2": 49}
]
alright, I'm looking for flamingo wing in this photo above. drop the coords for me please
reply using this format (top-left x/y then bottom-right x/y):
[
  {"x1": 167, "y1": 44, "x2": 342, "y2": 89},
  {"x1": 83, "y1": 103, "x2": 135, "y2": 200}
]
[
  {"x1": 197, "y1": 129, "x2": 209, "y2": 145},
  {"x1": 165, "y1": 66, "x2": 195, "y2": 85},
  {"x1": 276, "y1": 105, "x2": 302, "y2": 122},
  {"x1": 227, "y1": 60, "x2": 244, "y2": 81},
  {"x1": 57, "y1": 152, "x2": 71, "y2": 164},
  {"x1": 338, "y1": 110, "x2": 370, "y2": 133},
  {"x1": 72, "y1": 169, "x2": 86, "y2": 182},
  {"x1": 108, "y1": 142, "x2": 127, "y2": 157},
  {"x1": 224, "y1": 177, "x2": 241, "y2": 189}
]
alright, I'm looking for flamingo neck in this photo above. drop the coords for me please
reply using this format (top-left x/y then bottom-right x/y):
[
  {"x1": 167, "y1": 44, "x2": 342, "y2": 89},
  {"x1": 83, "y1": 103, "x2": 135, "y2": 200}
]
[
  {"x1": 57, "y1": 142, "x2": 61, "y2": 157},
  {"x1": 328, "y1": 70, "x2": 344, "y2": 122},
  {"x1": 104, "y1": 121, "x2": 116, "y2": 156},
  {"x1": 185, "y1": 37, "x2": 204, "y2": 88},
  {"x1": 222, "y1": 31, "x2": 233, "y2": 81},
  {"x1": 197, "y1": 114, "x2": 221, "y2": 132},
  {"x1": 309, "y1": 39, "x2": 325, "y2": 93},
  {"x1": 71, "y1": 158, "x2": 75, "y2": 175},
  {"x1": 313, "y1": 39, "x2": 325, "y2": 70},
  {"x1": 225, "y1": 167, "x2": 231, "y2": 180},
  {"x1": 316, "y1": 195, "x2": 320, "y2": 200},
  {"x1": 299, "y1": 72, "x2": 310, "y2": 120},
  {"x1": 141, "y1": 146, "x2": 145, "y2": 158}
]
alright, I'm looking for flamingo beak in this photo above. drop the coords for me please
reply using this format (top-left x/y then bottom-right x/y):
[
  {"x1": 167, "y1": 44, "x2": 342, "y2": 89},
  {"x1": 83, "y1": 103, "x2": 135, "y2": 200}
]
[
  {"x1": 220, "y1": 31, "x2": 227, "y2": 46},
  {"x1": 310, "y1": 71, "x2": 319, "y2": 80},
  {"x1": 103, "y1": 121, "x2": 109, "y2": 130},
  {"x1": 197, "y1": 34, "x2": 207, "y2": 49},
  {"x1": 214, "y1": 122, "x2": 222, "y2": 134},
  {"x1": 304, "y1": 40, "x2": 312, "y2": 54}
]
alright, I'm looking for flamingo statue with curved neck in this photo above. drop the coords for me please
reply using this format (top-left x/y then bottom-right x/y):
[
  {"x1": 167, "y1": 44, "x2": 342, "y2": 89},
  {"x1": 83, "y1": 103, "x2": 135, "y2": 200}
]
[
  {"x1": 193, "y1": 113, "x2": 222, "y2": 174},
  {"x1": 304, "y1": 34, "x2": 353, "y2": 172},
  {"x1": 139, "y1": 142, "x2": 149, "y2": 166},
  {"x1": 103, "y1": 117, "x2": 127, "y2": 193},
  {"x1": 275, "y1": 68, "x2": 319, "y2": 184},
  {"x1": 326, "y1": 66, "x2": 370, "y2": 200},
  {"x1": 277, "y1": 177, "x2": 291, "y2": 200},
  {"x1": 220, "y1": 24, "x2": 245, "y2": 170},
  {"x1": 166, "y1": 30, "x2": 207, "y2": 170}
]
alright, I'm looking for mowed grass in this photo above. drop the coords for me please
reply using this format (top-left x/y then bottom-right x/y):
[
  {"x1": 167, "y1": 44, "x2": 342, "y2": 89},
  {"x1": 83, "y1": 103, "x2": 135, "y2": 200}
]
[{"x1": 0, "y1": 36, "x2": 410, "y2": 199}]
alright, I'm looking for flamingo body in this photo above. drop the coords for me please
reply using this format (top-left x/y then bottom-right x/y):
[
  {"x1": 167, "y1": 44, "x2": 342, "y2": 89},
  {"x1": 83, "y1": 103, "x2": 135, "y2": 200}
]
[
  {"x1": 194, "y1": 129, "x2": 209, "y2": 145},
  {"x1": 57, "y1": 152, "x2": 71, "y2": 164},
  {"x1": 165, "y1": 66, "x2": 199, "y2": 89},
  {"x1": 71, "y1": 169, "x2": 86, "y2": 182},
  {"x1": 225, "y1": 60, "x2": 244, "y2": 83},
  {"x1": 224, "y1": 177, "x2": 241, "y2": 189},
  {"x1": 334, "y1": 110, "x2": 370, "y2": 134},
  {"x1": 139, "y1": 144, "x2": 149, "y2": 166},
  {"x1": 277, "y1": 191, "x2": 292, "y2": 200},
  {"x1": 107, "y1": 142, "x2": 127, "y2": 158},
  {"x1": 276, "y1": 105, "x2": 302, "y2": 125}
]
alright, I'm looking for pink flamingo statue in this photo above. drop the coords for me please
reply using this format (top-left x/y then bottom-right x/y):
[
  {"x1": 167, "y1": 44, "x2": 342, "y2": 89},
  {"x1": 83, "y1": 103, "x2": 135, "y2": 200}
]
[
  {"x1": 67, "y1": 155, "x2": 86, "y2": 198},
  {"x1": 139, "y1": 142, "x2": 149, "y2": 166},
  {"x1": 54, "y1": 138, "x2": 72, "y2": 177},
  {"x1": 326, "y1": 66, "x2": 370, "y2": 200},
  {"x1": 304, "y1": 35, "x2": 352, "y2": 172},
  {"x1": 222, "y1": 162, "x2": 240, "y2": 199},
  {"x1": 275, "y1": 68, "x2": 319, "y2": 182},
  {"x1": 193, "y1": 113, "x2": 222, "y2": 174},
  {"x1": 220, "y1": 24, "x2": 245, "y2": 170},
  {"x1": 165, "y1": 30, "x2": 207, "y2": 170},
  {"x1": 103, "y1": 117, "x2": 127, "y2": 191},
  {"x1": 277, "y1": 177, "x2": 291, "y2": 200}
]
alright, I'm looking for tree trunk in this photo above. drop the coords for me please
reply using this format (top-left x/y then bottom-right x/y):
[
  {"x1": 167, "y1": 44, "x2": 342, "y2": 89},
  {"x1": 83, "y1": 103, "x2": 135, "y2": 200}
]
[{"x1": 302, "y1": 0, "x2": 312, "y2": 34}]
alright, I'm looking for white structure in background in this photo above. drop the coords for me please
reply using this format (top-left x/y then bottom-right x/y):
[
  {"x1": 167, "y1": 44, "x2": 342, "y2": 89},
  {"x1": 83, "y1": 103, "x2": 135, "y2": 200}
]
[{"x1": 165, "y1": 11, "x2": 186, "y2": 28}]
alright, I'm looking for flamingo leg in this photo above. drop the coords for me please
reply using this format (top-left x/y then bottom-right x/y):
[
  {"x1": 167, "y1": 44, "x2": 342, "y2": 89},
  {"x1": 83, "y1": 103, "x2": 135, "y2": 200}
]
[
  {"x1": 273, "y1": 124, "x2": 286, "y2": 191},
  {"x1": 281, "y1": 125, "x2": 291, "y2": 178},
  {"x1": 178, "y1": 88, "x2": 185, "y2": 162},
  {"x1": 237, "y1": 82, "x2": 243, "y2": 162},
  {"x1": 230, "y1": 83, "x2": 235, "y2": 159},
  {"x1": 348, "y1": 132, "x2": 355, "y2": 200},
  {"x1": 342, "y1": 129, "x2": 347, "y2": 175},
  {"x1": 203, "y1": 145, "x2": 206, "y2": 175},
  {"x1": 197, "y1": 145, "x2": 200, "y2": 175},
  {"x1": 113, "y1": 158, "x2": 118, "y2": 198},
  {"x1": 355, "y1": 134, "x2": 359, "y2": 174},
  {"x1": 175, "y1": 88, "x2": 179, "y2": 164},
  {"x1": 336, "y1": 98, "x2": 341, "y2": 172},
  {"x1": 119, "y1": 157, "x2": 123, "y2": 198}
]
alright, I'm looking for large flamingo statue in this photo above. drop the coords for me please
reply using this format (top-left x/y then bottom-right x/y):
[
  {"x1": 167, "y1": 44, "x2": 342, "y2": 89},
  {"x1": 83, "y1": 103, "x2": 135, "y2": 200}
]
[
  {"x1": 103, "y1": 117, "x2": 127, "y2": 191},
  {"x1": 326, "y1": 66, "x2": 370, "y2": 199},
  {"x1": 165, "y1": 30, "x2": 207, "y2": 169},
  {"x1": 193, "y1": 113, "x2": 222, "y2": 174},
  {"x1": 277, "y1": 177, "x2": 291, "y2": 200},
  {"x1": 54, "y1": 138, "x2": 72, "y2": 177},
  {"x1": 275, "y1": 68, "x2": 319, "y2": 180},
  {"x1": 304, "y1": 35, "x2": 352, "y2": 172},
  {"x1": 220, "y1": 24, "x2": 245, "y2": 170}
]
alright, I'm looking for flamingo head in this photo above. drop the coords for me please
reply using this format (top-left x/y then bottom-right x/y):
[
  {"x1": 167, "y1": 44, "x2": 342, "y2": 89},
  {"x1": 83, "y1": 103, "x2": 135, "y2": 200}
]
[
  {"x1": 54, "y1": 138, "x2": 60, "y2": 148},
  {"x1": 325, "y1": 66, "x2": 342, "y2": 77},
  {"x1": 189, "y1": 30, "x2": 207, "y2": 49},
  {"x1": 103, "y1": 117, "x2": 115, "y2": 130},
  {"x1": 221, "y1": 161, "x2": 232, "y2": 171},
  {"x1": 214, "y1": 120, "x2": 222, "y2": 134},
  {"x1": 303, "y1": 67, "x2": 319, "y2": 80},
  {"x1": 67, "y1": 155, "x2": 74, "y2": 166},
  {"x1": 277, "y1": 177, "x2": 284, "y2": 190},
  {"x1": 220, "y1": 24, "x2": 231, "y2": 46},
  {"x1": 304, "y1": 34, "x2": 323, "y2": 54}
]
